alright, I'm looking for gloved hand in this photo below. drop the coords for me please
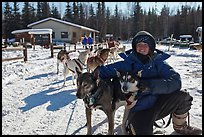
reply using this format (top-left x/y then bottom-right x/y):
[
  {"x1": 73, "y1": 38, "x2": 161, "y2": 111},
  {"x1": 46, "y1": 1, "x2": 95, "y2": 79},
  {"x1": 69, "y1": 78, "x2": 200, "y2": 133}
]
[{"x1": 137, "y1": 80, "x2": 150, "y2": 92}]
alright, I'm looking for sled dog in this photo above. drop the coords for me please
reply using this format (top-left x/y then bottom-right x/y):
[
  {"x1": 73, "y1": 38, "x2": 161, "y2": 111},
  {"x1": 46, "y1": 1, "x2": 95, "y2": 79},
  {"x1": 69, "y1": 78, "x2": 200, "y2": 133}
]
[
  {"x1": 63, "y1": 50, "x2": 89, "y2": 85},
  {"x1": 75, "y1": 67, "x2": 144, "y2": 135},
  {"x1": 57, "y1": 50, "x2": 70, "y2": 74},
  {"x1": 87, "y1": 48, "x2": 110, "y2": 72}
]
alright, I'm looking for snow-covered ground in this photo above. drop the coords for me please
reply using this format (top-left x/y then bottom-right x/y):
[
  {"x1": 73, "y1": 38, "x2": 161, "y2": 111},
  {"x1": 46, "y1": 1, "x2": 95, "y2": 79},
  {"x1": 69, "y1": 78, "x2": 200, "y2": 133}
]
[{"x1": 2, "y1": 43, "x2": 202, "y2": 135}]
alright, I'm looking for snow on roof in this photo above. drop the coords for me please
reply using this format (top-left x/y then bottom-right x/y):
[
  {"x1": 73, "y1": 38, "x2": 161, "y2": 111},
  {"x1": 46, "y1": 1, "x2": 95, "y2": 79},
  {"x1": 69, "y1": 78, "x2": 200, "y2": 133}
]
[
  {"x1": 196, "y1": 27, "x2": 202, "y2": 32},
  {"x1": 11, "y1": 29, "x2": 53, "y2": 34},
  {"x1": 179, "y1": 35, "x2": 192, "y2": 38},
  {"x1": 27, "y1": 17, "x2": 99, "y2": 33},
  {"x1": 28, "y1": 29, "x2": 52, "y2": 34},
  {"x1": 12, "y1": 29, "x2": 31, "y2": 34}
]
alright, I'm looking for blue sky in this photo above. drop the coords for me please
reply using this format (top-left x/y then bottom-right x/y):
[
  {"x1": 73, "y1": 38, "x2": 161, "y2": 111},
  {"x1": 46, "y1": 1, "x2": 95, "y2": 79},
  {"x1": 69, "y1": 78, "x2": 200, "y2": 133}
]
[
  {"x1": 2, "y1": 2, "x2": 202, "y2": 16},
  {"x1": 106, "y1": 2, "x2": 202, "y2": 15}
]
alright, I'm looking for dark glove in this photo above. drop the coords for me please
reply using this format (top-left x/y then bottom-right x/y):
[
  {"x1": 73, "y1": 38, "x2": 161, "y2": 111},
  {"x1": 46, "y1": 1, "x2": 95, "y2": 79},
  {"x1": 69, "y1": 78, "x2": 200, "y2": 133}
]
[{"x1": 137, "y1": 80, "x2": 150, "y2": 92}]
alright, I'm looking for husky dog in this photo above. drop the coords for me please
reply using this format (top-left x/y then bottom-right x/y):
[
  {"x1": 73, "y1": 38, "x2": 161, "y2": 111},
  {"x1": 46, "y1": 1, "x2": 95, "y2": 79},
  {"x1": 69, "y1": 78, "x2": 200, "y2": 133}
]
[
  {"x1": 87, "y1": 48, "x2": 110, "y2": 72},
  {"x1": 75, "y1": 67, "x2": 144, "y2": 135},
  {"x1": 112, "y1": 70, "x2": 148, "y2": 135},
  {"x1": 108, "y1": 47, "x2": 118, "y2": 62},
  {"x1": 57, "y1": 50, "x2": 70, "y2": 74},
  {"x1": 76, "y1": 67, "x2": 116, "y2": 135},
  {"x1": 117, "y1": 45, "x2": 126, "y2": 54},
  {"x1": 63, "y1": 50, "x2": 89, "y2": 86}
]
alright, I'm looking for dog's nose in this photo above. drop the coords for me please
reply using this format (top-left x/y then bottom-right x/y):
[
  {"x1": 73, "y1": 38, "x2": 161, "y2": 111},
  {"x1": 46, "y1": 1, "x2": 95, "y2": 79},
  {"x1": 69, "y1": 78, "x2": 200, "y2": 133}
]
[{"x1": 122, "y1": 86, "x2": 127, "y2": 91}]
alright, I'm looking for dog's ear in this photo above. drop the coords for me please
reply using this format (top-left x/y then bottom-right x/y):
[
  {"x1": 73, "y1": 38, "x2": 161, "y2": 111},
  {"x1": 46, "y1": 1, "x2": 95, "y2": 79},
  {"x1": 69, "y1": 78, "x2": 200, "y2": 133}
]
[
  {"x1": 137, "y1": 70, "x2": 143, "y2": 78},
  {"x1": 116, "y1": 70, "x2": 121, "y2": 77},
  {"x1": 75, "y1": 67, "x2": 82, "y2": 76}
]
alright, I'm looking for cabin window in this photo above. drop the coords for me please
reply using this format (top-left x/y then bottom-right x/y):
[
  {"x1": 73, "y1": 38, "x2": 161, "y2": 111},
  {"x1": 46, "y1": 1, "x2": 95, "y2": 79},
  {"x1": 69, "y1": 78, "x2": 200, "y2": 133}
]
[{"x1": 61, "y1": 32, "x2": 68, "y2": 38}]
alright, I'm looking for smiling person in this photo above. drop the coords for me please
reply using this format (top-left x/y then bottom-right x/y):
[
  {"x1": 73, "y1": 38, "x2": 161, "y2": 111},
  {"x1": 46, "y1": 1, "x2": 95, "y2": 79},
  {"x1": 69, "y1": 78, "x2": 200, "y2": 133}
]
[{"x1": 99, "y1": 31, "x2": 202, "y2": 135}]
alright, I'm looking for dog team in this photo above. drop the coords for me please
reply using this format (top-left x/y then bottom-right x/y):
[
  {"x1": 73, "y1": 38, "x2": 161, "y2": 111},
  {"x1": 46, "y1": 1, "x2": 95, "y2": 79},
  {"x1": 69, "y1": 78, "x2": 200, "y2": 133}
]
[{"x1": 57, "y1": 42, "x2": 125, "y2": 86}]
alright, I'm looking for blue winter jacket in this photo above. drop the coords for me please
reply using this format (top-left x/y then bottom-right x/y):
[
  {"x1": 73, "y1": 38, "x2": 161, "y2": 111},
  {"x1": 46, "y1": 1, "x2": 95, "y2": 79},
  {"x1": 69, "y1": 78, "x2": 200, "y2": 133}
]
[
  {"x1": 99, "y1": 49, "x2": 182, "y2": 112},
  {"x1": 82, "y1": 37, "x2": 87, "y2": 45},
  {"x1": 87, "y1": 37, "x2": 93, "y2": 45}
]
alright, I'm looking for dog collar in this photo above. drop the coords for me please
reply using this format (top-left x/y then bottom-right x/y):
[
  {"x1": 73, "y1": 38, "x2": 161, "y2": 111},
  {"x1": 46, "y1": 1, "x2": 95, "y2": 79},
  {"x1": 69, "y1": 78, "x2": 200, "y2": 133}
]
[
  {"x1": 74, "y1": 59, "x2": 83, "y2": 71},
  {"x1": 83, "y1": 87, "x2": 103, "y2": 109}
]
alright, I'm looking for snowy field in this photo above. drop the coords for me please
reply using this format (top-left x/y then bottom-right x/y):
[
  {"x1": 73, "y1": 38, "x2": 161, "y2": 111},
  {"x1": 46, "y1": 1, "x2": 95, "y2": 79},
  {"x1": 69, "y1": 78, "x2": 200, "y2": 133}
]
[{"x1": 2, "y1": 43, "x2": 202, "y2": 135}]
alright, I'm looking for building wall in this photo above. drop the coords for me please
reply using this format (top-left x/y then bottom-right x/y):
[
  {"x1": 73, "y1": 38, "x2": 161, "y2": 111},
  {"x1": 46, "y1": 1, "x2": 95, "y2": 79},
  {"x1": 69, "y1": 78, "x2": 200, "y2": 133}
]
[
  {"x1": 15, "y1": 33, "x2": 31, "y2": 42},
  {"x1": 29, "y1": 20, "x2": 91, "y2": 43},
  {"x1": 29, "y1": 20, "x2": 81, "y2": 42}
]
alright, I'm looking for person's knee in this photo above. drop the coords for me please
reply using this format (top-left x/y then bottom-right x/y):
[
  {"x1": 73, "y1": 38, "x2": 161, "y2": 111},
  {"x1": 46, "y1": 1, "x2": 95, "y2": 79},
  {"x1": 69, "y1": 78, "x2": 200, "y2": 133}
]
[{"x1": 175, "y1": 91, "x2": 193, "y2": 115}]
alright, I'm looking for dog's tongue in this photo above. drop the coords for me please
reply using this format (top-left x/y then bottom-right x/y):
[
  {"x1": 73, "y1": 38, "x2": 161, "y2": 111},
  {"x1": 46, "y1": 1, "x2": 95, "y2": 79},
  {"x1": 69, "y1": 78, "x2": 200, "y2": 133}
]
[
  {"x1": 126, "y1": 99, "x2": 133, "y2": 106},
  {"x1": 125, "y1": 94, "x2": 132, "y2": 106}
]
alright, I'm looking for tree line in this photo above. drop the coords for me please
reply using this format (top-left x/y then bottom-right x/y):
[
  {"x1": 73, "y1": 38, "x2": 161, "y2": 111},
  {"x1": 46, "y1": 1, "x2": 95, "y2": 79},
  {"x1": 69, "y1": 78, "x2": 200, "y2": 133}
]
[{"x1": 2, "y1": 2, "x2": 202, "y2": 42}]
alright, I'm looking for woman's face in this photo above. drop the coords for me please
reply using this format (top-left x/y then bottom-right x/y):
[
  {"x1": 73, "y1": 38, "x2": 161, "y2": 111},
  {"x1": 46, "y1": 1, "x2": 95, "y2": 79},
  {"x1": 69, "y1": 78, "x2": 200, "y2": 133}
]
[{"x1": 136, "y1": 42, "x2": 150, "y2": 55}]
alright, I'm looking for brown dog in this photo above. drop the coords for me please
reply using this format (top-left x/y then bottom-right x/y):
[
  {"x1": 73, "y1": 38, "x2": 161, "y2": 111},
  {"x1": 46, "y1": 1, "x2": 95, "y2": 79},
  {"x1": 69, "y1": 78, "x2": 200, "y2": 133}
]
[
  {"x1": 76, "y1": 67, "x2": 116, "y2": 135},
  {"x1": 87, "y1": 48, "x2": 110, "y2": 72},
  {"x1": 190, "y1": 43, "x2": 202, "y2": 50}
]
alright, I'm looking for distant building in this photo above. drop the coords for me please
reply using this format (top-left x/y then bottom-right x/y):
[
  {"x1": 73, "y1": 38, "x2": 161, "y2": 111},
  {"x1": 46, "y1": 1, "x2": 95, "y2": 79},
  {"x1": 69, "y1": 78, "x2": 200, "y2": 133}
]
[
  {"x1": 27, "y1": 17, "x2": 99, "y2": 44},
  {"x1": 11, "y1": 29, "x2": 53, "y2": 46}
]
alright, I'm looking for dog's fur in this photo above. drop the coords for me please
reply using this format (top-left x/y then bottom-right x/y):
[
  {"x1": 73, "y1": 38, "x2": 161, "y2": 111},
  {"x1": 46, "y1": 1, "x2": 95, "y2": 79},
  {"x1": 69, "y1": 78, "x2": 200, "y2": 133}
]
[
  {"x1": 190, "y1": 43, "x2": 202, "y2": 50},
  {"x1": 114, "y1": 70, "x2": 146, "y2": 134},
  {"x1": 63, "y1": 50, "x2": 89, "y2": 85},
  {"x1": 57, "y1": 50, "x2": 70, "y2": 74},
  {"x1": 87, "y1": 48, "x2": 110, "y2": 72},
  {"x1": 108, "y1": 47, "x2": 118, "y2": 62},
  {"x1": 75, "y1": 67, "x2": 143, "y2": 135},
  {"x1": 117, "y1": 45, "x2": 126, "y2": 54},
  {"x1": 76, "y1": 67, "x2": 115, "y2": 134}
]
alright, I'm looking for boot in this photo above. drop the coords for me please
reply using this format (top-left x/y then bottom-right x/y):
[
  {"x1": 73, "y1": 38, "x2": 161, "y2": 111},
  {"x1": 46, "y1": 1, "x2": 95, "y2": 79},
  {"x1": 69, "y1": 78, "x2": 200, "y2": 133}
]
[{"x1": 172, "y1": 112, "x2": 202, "y2": 135}]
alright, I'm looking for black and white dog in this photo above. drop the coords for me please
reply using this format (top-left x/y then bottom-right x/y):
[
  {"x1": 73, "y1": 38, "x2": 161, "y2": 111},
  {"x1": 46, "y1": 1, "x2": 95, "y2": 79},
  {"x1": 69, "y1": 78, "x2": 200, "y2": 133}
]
[
  {"x1": 56, "y1": 50, "x2": 70, "y2": 74},
  {"x1": 75, "y1": 67, "x2": 146, "y2": 135},
  {"x1": 63, "y1": 50, "x2": 89, "y2": 86},
  {"x1": 113, "y1": 70, "x2": 147, "y2": 134}
]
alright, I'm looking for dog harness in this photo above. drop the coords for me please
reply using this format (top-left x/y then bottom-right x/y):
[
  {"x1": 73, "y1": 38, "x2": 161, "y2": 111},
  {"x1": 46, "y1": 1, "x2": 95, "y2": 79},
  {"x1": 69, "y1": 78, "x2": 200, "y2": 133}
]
[
  {"x1": 87, "y1": 55, "x2": 105, "y2": 64},
  {"x1": 83, "y1": 88, "x2": 103, "y2": 109},
  {"x1": 65, "y1": 58, "x2": 84, "y2": 73},
  {"x1": 74, "y1": 59, "x2": 83, "y2": 71}
]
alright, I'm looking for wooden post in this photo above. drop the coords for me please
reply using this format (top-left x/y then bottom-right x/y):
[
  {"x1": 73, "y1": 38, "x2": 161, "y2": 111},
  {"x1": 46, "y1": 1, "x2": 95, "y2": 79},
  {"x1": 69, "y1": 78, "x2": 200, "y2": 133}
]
[
  {"x1": 168, "y1": 34, "x2": 174, "y2": 51},
  {"x1": 32, "y1": 36, "x2": 36, "y2": 50},
  {"x1": 23, "y1": 42, "x2": 27, "y2": 62},
  {"x1": 74, "y1": 43, "x2": 76, "y2": 50},
  {"x1": 49, "y1": 33, "x2": 53, "y2": 58},
  {"x1": 51, "y1": 43, "x2": 53, "y2": 58}
]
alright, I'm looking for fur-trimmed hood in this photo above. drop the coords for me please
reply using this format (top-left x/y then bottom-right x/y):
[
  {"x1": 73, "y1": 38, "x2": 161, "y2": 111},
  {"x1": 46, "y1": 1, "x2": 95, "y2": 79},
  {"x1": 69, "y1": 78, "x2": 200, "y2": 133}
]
[{"x1": 132, "y1": 31, "x2": 156, "y2": 54}]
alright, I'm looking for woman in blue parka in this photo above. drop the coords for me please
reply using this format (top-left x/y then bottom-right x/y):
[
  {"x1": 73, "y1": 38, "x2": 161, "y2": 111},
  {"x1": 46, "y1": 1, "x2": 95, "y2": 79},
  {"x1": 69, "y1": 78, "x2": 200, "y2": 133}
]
[{"x1": 99, "y1": 31, "x2": 201, "y2": 135}]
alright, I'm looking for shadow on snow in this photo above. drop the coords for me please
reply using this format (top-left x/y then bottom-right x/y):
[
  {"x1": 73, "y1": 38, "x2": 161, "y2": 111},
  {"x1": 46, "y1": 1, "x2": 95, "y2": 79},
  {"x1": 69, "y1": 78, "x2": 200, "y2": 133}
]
[
  {"x1": 19, "y1": 86, "x2": 77, "y2": 112},
  {"x1": 25, "y1": 72, "x2": 55, "y2": 80}
]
